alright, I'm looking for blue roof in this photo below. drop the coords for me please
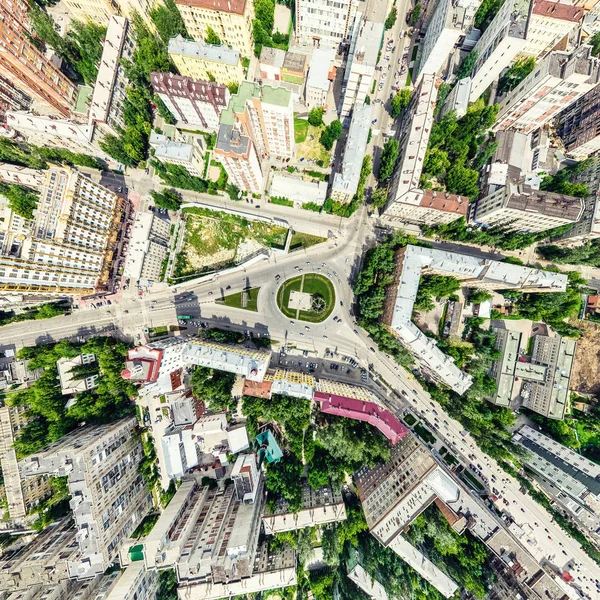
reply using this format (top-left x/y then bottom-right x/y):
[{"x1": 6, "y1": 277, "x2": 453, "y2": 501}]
[{"x1": 256, "y1": 430, "x2": 283, "y2": 463}]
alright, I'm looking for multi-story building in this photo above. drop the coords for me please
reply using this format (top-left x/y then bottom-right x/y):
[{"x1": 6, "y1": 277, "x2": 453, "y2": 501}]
[
  {"x1": 123, "y1": 211, "x2": 170, "y2": 285},
  {"x1": 269, "y1": 173, "x2": 327, "y2": 206},
  {"x1": 521, "y1": 0, "x2": 583, "y2": 59},
  {"x1": 175, "y1": 0, "x2": 254, "y2": 57},
  {"x1": 19, "y1": 418, "x2": 152, "y2": 579},
  {"x1": 149, "y1": 132, "x2": 205, "y2": 176},
  {"x1": 383, "y1": 74, "x2": 470, "y2": 226},
  {"x1": 57, "y1": 353, "x2": 99, "y2": 396},
  {"x1": 555, "y1": 84, "x2": 600, "y2": 159},
  {"x1": 355, "y1": 435, "x2": 461, "y2": 598},
  {"x1": 495, "y1": 46, "x2": 600, "y2": 134},
  {"x1": 151, "y1": 72, "x2": 230, "y2": 132},
  {"x1": 263, "y1": 481, "x2": 347, "y2": 534},
  {"x1": 340, "y1": 19, "x2": 383, "y2": 117},
  {"x1": 414, "y1": 0, "x2": 482, "y2": 81},
  {"x1": 473, "y1": 183, "x2": 585, "y2": 232},
  {"x1": 0, "y1": 0, "x2": 77, "y2": 117},
  {"x1": 305, "y1": 48, "x2": 335, "y2": 108},
  {"x1": 514, "y1": 426, "x2": 600, "y2": 531},
  {"x1": 295, "y1": 0, "x2": 359, "y2": 51},
  {"x1": 0, "y1": 403, "x2": 52, "y2": 521},
  {"x1": 0, "y1": 74, "x2": 31, "y2": 123},
  {"x1": 259, "y1": 47, "x2": 286, "y2": 81},
  {"x1": 468, "y1": 0, "x2": 531, "y2": 102},
  {"x1": 214, "y1": 123, "x2": 264, "y2": 192},
  {"x1": 61, "y1": 0, "x2": 158, "y2": 28},
  {"x1": 168, "y1": 35, "x2": 245, "y2": 85},
  {"x1": 381, "y1": 245, "x2": 568, "y2": 394},
  {"x1": 487, "y1": 327, "x2": 575, "y2": 419},
  {"x1": 331, "y1": 102, "x2": 372, "y2": 203},
  {"x1": 0, "y1": 166, "x2": 124, "y2": 297}
]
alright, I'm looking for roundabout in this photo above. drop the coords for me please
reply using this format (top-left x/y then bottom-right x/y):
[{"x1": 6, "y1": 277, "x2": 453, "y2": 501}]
[{"x1": 276, "y1": 273, "x2": 336, "y2": 323}]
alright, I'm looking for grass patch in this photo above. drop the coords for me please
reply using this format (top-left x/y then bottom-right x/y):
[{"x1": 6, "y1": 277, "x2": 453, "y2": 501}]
[
  {"x1": 463, "y1": 469, "x2": 484, "y2": 491},
  {"x1": 276, "y1": 274, "x2": 335, "y2": 323},
  {"x1": 290, "y1": 231, "x2": 327, "y2": 251},
  {"x1": 411, "y1": 45, "x2": 418, "y2": 60},
  {"x1": 296, "y1": 124, "x2": 331, "y2": 163},
  {"x1": 414, "y1": 423, "x2": 436, "y2": 444},
  {"x1": 404, "y1": 413, "x2": 417, "y2": 426},
  {"x1": 218, "y1": 287, "x2": 260, "y2": 312},
  {"x1": 444, "y1": 453, "x2": 459, "y2": 467},
  {"x1": 294, "y1": 118, "x2": 309, "y2": 143},
  {"x1": 148, "y1": 325, "x2": 168, "y2": 337},
  {"x1": 270, "y1": 196, "x2": 294, "y2": 207}
]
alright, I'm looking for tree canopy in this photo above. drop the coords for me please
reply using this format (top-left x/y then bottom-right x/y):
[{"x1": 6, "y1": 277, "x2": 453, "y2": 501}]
[
  {"x1": 0, "y1": 183, "x2": 39, "y2": 219},
  {"x1": 377, "y1": 138, "x2": 399, "y2": 181},
  {"x1": 150, "y1": 0, "x2": 189, "y2": 42},
  {"x1": 308, "y1": 107, "x2": 324, "y2": 127},
  {"x1": 498, "y1": 57, "x2": 535, "y2": 93},
  {"x1": 391, "y1": 89, "x2": 412, "y2": 118},
  {"x1": 150, "y1": 188, "x2": 182, "y2": 211},
  {"x1": 320, "y1": 120, "x2": 342, "y2": 151},
  {"x1": 539, "y1": 159, "x2": 592, "y2": 198},
  {"x1": 537, "y1": 238, "x2": 600, "y2": 267},
  {"x1": 190, "y1": 366, "x2": 236, "y2": 412},
  {"x1": 455, "y1": 50, "x2": 478, "y2": 79},
  {"x1": 385, "y1": 6, "x2": 397, "y2": 29}
]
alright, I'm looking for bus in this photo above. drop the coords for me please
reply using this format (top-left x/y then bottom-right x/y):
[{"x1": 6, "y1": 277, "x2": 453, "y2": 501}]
[{"x1": 179, "y1": 315, "x2": 192, "y2": 320}]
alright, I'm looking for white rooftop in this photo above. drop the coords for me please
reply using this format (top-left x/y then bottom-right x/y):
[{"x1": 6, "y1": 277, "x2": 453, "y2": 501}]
[
  {"x1": 6, "y1": 111, "x2": 94, "y2": 144},
  {"x1": 307, "y1": 48, "x2": 335, "y2": 91},
  {"x1": 168, "y1": 34, "x2": 240, "y2": 66},
  {"x1": 269, "y1": 173, "x2": 327, "y2": 205}
]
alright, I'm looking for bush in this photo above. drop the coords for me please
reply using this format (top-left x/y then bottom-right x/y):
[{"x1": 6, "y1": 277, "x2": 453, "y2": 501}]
[
  {"x1": 150, "y1": 188, "x2": 181, "y2": 211},
  {"x1": 308, "y1": 107, "x2": 324, "y2": 127},
  {"x1": 270, "y1": 196, "x2": 294, "y2": 207}
]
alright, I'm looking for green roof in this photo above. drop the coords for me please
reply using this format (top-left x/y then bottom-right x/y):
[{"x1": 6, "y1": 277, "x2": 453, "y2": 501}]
[
  {"x1": 256, "y1": 430, "x2": 283, "y2": 463},
  {"x1": 128, "y1": 544, "x2": 144, "y2": 562},
  {"x1": 262, "y1": 85, "x2": 290, "y2": 107},
  {"x1": 74, "y1": 85, "x2": 93, "y2": 115},
  {"x1": 219, "y1": 81, "x2": 290, "y2": 126}
]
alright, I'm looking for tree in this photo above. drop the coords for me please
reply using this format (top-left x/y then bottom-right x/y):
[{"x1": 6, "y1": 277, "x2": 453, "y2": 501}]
[
  {"x1": 498, "y1": 57, "x2": 535, "y2": 93},
  {"x1": 254, "y1": 0, "x2": 275, "y2": 33},
  {"x1": 537, "y1": 239, "x2": 600, "y2": 267},
  {"x1": 590, "y1": 31, "x2": 600, "y2": 57},
  {"x1": 385, "y1": 6, "x2": 397, "y2": 29},
  {"x1": 205, "y1": 26, "x2": 222, "y2": 45},
  {"x1": 149, "y1": 188, "x2": 181, "y2": 211},
  {"x1": 154, "y1": 95, "x2": 176, "y2": 125},
  {"x1": 0, "y1": 183, "x2": 39, "y2": 219},
  {"x1": 455, "y1": 50, "x2": 478, "y2": 79},
  {"x1": 422, "y1": 148, "x2": 450, "y2": 178},
  {"x1": 150, "y1": 0, "x2": 188, "y2": 42},
  {"x1": 468, "y1": 289, "x2": 493, "y2": 304},
  {"x1": 308, "y1": 107, "x2": 324, "y2": 127},
  {"x1": 410, "y1": 2, "x2": 421, "y2": 24},
  {"x1": 68, "y1": 21, "x2": 107, "y2": 84},
  {"x1": 391, "y1": 89, "x2": 411, "y2": 118},
  {"x1": 190, "y1": 366, "x2": 236, "y2": 412},
  {"x1": 378, "y1": 138, "x2": 399, "y2": 181},
  {"x1": 320, "y1": 120, "x2": 342, "y2": 150},
  {"x1": 371, "y1": 186, "x2": 388, "y2": 208},
  {"x1": 474, "y1": 0, "x2": 505, "y2": 31},
  {"x1": 540, "y1": 159, "x2": 592, "y2": 198},
  {"x1": 446, "y1": 164, "x2": 480, "y2": 197}
]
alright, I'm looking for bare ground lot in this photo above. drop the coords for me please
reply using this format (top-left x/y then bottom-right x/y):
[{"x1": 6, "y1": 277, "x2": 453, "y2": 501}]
[{"x1": 571, "y1": 320, "x2": 600, "y2": 395}]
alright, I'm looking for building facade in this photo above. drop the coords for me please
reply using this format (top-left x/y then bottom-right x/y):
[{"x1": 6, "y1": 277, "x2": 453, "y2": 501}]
[
  {"x1": 150, "y1": 132, "x2": 205, "y2": 176},
  {"x1": 0, "y1": 167, "x2": 124, "y2": 297},
  {"x1": 473, "y1": 184, "x2": 585, "y2": 232},
  {"x1": 295, "y1": 0, "x2": 359, "y2": 51},
  {"x1": 305, "y1": 48, "x2": 335, "y2": 108},
  {"x1": 340, "y1": 19, "x2": 383, "y2": 117},
  {"x1": 168, "y1": 35, "x2": 245, "y2": 85},
  {"x1": 62, "y1": 0, "x2": 158, "y2": 28},
  {"x1": 19, "y1": 418, "x2": 152, "y2": 579},
  {"x1": 0, "y1": 74, "x2": 31, "y2": 123},
  {"x1": 0, "y1": 0, "x2": 77, "y2": 117},
  {"x1": 469, "y1": 0, "x2": 531, "y2": 102},
  {"x1": 151, "y1": 72, "x2": 230, "y2": 132},
  {"x1": 495, "y1": 46, "x2": 600, "y2": 134}
]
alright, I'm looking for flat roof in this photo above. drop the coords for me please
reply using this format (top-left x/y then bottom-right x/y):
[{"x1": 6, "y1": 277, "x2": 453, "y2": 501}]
[
  {"x1": 261, "y1": 84, "x2": 291, "y2": 107},
  {"x1": 216, "y1": 123, "x2": 251, "y2": 156},
  {"x1": 260, "y1": 47, "x2": 286, "y2": 68},
  {"x1": 175, "y1": 0, "x2": 247, "y2": 14},
  {"x1": 283, "y1": 51, "x2": 306, "y2": 72},
  {"x1": 307, "y1": 48, "x2": 335, "y2": 91},
  {"x1": 168, "y1": 35, "x2": 240, "y2": 66},
  {"x1": 533, "y1": 0, "x2": 583, "y2": 22},
  {"x1": 270, "y1": 173, "x2": 327, "y2": 204}
]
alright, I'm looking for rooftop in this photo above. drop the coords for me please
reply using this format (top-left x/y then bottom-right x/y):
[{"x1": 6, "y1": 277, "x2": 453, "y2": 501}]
[
  {"x1": 215, "y1": 123, "x2": 251, "y2": 156},
  {"x1": 261, "y1": 84, "x2": 291, "y2": 107},
  {"x1": 351, "y1": 20, "x2": 385, "y2": 69},
  {"x1": 260, "y1": 46, "x2": 286, "y2": 68},
  {"x1": 151, "y1": 72, "x2": 229, "y2": 106},
  {"x1": 533, "y1": 0, "x2": 583, "y2": 22},
  {"x1": 283, "y1": 51, "x2": 307, "y2": 72},
  {"x1": 168, "y1": 35, "x2": 240, "y2": 66},
  {"x1": 6, "y1": 111, "x2": 94, "y2": 144},
  {"x1": 419, "y1": 190, "x2": 469, "y2": 216},
  {"x1": 175, "y1": 0, "x2": 247, "y2": 15},
  {"x1": 270, "y1": 173, "x2": 327, "y2": 204},
  {"x1": 74, "y1": 85, "x2": 92, "y2": 115},
  {"x1": 307, "y1": 48, "x2": 335, "y2": 91},
  {"x1": 506, "y1": 185, "x2": 585, "y2": 222}
]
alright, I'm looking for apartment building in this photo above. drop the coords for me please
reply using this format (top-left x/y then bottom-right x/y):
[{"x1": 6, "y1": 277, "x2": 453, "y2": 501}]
[
  {"x1": 175, "y1": 0, "x2": 254, "y2": 57},
  {"x1": 340, "y1": 19, "x2": 384, "y2": 117},
  {"x1": 414, "y1": 0, "x2": 482, "y2": 81},
  {"x1": 355, "y1": 435, "x2": 461, "y2": 598},
  {"x1": 214, "y1": 123, "x2": 263, "y2": 192},
  {"x1": 521, "y1": 0, "x2": 583, "y2": 58},
  {"x1": 151, "y1": 72, "x2": 230, "y2": 132},
  {"x1": 19, "y1": 418, "x2": 152, "y2": 579},
  {"x1": 469, "y1": 0, "x2": 531, "y2": 102},
  {"x1": 487, "y1": 327, "x2": 575, "y2": 419},
  {"x1": 0, "y1": 74, "x2": 31, "y2": 123},
  {"x1": 61, "y1": 0, "x2": 158, "y2": 28},
  {"x1": 0, "y1": 403, "x2": 52, "y2": 521},
  {"x1": 168, "y1": 35, "x2": 245, "y2": 85},
  {"x1": 57, "y1": 353, "x2": 99, "y2": 395},
  {"x1": 305, "y1": 48, "x2": 336, "y2": 108},
  {"x1": 149, "y1": 132, "x2": 205, "y2": 176},
  {"x1": 331, "y1": 102, "x2": 372, "y2": 203},
  {"x1": 514, "y1": 426, "x2": 600, "y2": 529},
  {"x1": 383, "y1": 74, "x2": 470, "y2": 226},
  {"x1": 263, "y1": 481, "x2": 347, "y2": 534},
  {"x1": 269, "y1": 173, "x2": 327, "y2": 206},
  {"x1": 0, "y1": 0, "x2": 77, "y2": 117},
  {"x1": 0, "y1": 166, "x2": 124, "y2": 297},
  {"x1": 439, "y1": 77, "x2": 471, "y2": 119},
  {"x1": 495, "y1": 46, "x2": 600, "y2": 134},
  {"x1": 380, "y1": 245, "x2": 567, "y2": 394},
  {"x1": 473, "y1": 184, "x2": 585, "y2": 232},
  {"x1": 295, "y1": 0, "x2": 359, "y2": 51}
]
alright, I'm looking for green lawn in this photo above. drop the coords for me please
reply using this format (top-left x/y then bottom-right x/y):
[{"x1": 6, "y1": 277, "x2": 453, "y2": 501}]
[
  {"x1": 403, "y1": 413, "x2": 417, "y2": 426},
  {"x1": 294, "y1": 118, "x2": 309, "y2": 143},
  {"x1": 463, "y1": 470, "x2": 484, "y2": 491},
  {"x1": 289, "y1": 231, "x2": 327, "y2": 251},
  {"x1": 414, "y1": 423, "x2": 436, "y2": 445},
  {"x1": 276, "y1": 274, "x2": 335, "y2": 322},
  {"x1": 219, "y1": 287, "x2": 260, "y2": 311}
]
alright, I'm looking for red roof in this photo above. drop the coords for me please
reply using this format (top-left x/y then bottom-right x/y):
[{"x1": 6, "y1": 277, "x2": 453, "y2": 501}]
[
  {"x1": 533, "y1": 0, "x2": 583, "y2": 22},
  {"x1": 420, "y1": 190, "x2": 469, "y2": 216},
  {"x1": 314, "y1": 392, "x2": 409, "y2": 444},
  {"x1": 175, "y1": 0, "x2": 247, "y2": 15}
]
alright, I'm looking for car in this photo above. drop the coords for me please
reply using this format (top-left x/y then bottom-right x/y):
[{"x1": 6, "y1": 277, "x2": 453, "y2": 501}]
[
  {"x1": 412, "y1": 389, "x2": 418, "y2": 394},
  {"x1": 305, "y1": 325, "x2": 310, "y2": 330},
  {"x1": 353, "y1": 329, "x2": 359, "y2": 334},
  {"x1": 208, "y1": 291, "x2": 213, "y2": 296},
  {"x1": 370, "y1": 347, "x2": 375, "y2": 352},
  {"x1": 340, "y1": 301, "x2": 343, "y2": 307},
  {"x1": 226, "y1": 285, "x2": 231, "y2": 290},
  {"x1": 299, "y1": 332, "x2": 304, "y2": 336},
  {"x1": 123, "y1": 309, "x2": 129, "y2": 314}
]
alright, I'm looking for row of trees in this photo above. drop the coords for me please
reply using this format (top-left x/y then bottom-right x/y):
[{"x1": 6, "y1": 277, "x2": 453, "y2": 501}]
[
  {"x1": 320, "y1": 120, "x2": 342, "y2": 151},
  {"x1": 0, "y1": 301, "x2": 69, "y2": 327},
  {"x1": 539, "y1": 159, "x2": 592, "y2": 198},
  {"x1": 9, "y1": 338, "x2": 137, "y2": 458},
  {"x1": 538, "y1": 238, "x2": 600, "y2": 267},
  {"x1": 149, "y1": 188, "x2": 182, "y2": 211},
  {"x1": 253, "y1": 0, "x2": 289, "y2": 56}
]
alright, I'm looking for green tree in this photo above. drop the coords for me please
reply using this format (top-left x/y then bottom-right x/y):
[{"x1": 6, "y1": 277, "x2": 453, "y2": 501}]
[
  {"x1": 468, "y1": 289, "x2": 493, "y2": 304},
  {"x1": 320, "y1": 120, "x2": 342, "y2": 150},
  {"x1": 385, "y1": 6, "x2": 397, "y2": 29},
  {"x1": 308, "y1": 107, "x2": 324, "y2": 127},
  {"x1": 474, "y1": 0, "x2": 505, "y2": 31},
  {"x1": 371, "y1": 186, "x2": 388, "y2": 208},
  {"x1": 540, "y1": 159, "x2": 592, "y2": 198},
  {"x1": 205, "y1": 26, "x2": 222, "y2": 45},
  {"x1": 150, "y1": 0, "x2": 188, "y2": 42},
  {"x1": 498, "y1": 57, "x2": 535, "y2": 93},
  {"x1": 0, "y1": 183, "x2": 39, "y2": 219},
  {"x1": 455, "y1": 50, "x2": 478, "y2": 79},
  {"x1": 255, "y1": 0, "x2": 275, "y2": 33},
  {"x1": 226, "y1": 81, "x2": 239, "y2": 94},
  {"x1": 422, "y1": 148, "x2": 450, "y2": 178},
  {"x1": 410, "y1": 2, "x2": 421, "y2": 24},
  {"x1": 378, "y1": 138, "x2": 399, "y2": 181},
  {"x1": 590, "y1": 31, "x2": 600, "y2": 56},
  {"x1": 149, "y1": 188, "x2": 182, "y2": 210},
  {"x1": 391, "y1": 88, "x2": 411, "y2": 118},
  {"x1": 537, "y1": 239, "x2": 600, "y2": 267},
  {"x1": 154, "y1": 95, "x2": 176, "y2": 125},
  {"x1": 446, "y1": 164, "x2": 480, "y2": 197},
  {"x1": 68, "y1": 20, "x2": 107, "y2": 84},
  {"x1": 190, "y1": 366, "x2": 236, "y2": 412}
]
